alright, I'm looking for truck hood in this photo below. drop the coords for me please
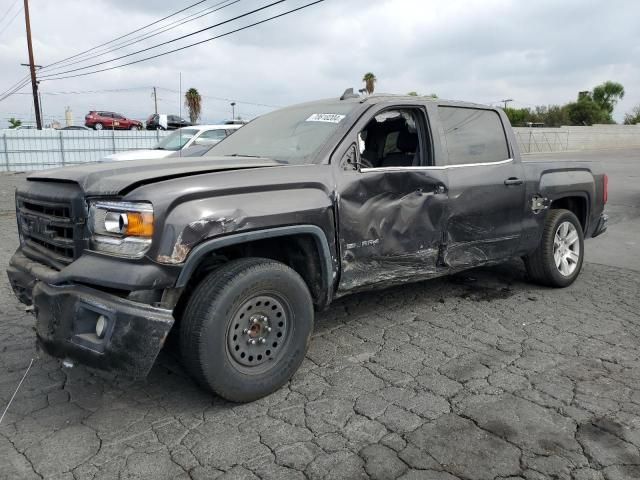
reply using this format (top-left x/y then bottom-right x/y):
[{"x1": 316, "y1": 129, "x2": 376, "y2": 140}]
[{"x1": 27, "y1": 156, "x2": 284, "y2": 196}]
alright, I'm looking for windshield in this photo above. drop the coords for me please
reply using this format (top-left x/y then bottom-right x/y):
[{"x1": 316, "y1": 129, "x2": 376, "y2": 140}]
[
  {"x1": 154, "y1": 128, "x2": 198, "y2": 151},
  {"x1": 208, "y1": 103, "x2": 358, "y2": 163}
]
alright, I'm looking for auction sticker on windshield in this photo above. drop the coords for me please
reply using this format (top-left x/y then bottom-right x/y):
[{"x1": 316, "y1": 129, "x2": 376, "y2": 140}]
[{"x1": 306, "y1": 113, "x2": 346, "y2": 123}]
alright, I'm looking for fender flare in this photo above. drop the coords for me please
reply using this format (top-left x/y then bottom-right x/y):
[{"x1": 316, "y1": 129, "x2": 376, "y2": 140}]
[{"x1": 174, "y1": 225, "x2": 334, "y2": 304}]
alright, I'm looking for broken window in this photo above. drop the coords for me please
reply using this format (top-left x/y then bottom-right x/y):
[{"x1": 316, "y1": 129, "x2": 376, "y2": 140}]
[{"x1": 358, "y1": 109, "x2": 429, "y2": 168}]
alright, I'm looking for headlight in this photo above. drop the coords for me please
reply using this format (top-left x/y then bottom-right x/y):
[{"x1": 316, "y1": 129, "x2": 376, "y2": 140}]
[{"x1": 88, "y1": 201, "x2": 154, "y2": 258}]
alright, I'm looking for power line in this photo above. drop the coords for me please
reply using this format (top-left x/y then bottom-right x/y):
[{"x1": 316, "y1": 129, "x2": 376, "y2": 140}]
[
  {"x1": 0, "y1": 0, "x2": 213, "y2": 101},
  {"x1": 0, "y1": 5, "x2": 22, "y2": 37},
  {"x1": 13, "y1": 86, "x2": 157, "y2": 95},
  {"x1": 0, "y1": 0, "x2": 19, "y2": 25},
  {"x1": 158, "y1": 87, "x2": 281, "y2": 109},
  {"x1": 42, "y1": 0, "x2": 240, "y2": 73},
  {"x1": 0, "y1": 76, "x2": 31, "y2": 103},
  {"x1": 42, "y1": 0, "x2": 210, "y2": 70},
  {"x1": 40, "y1": 0, "x2": 287, "y2": 79},
  {"x1": 42, "y1": 0, "x2": 325, "y2": 82},
  {"x1": 0, "y1": 74, "x2": 30, "y2": 99},
  {"x1": 10, "y1": 85, "x2": 281, "y2": 111}
]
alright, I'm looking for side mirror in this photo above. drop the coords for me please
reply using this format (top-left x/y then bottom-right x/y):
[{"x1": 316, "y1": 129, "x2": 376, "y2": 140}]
[{"x1": 340, "y1": 144, "x2": 362, "y2": 171}]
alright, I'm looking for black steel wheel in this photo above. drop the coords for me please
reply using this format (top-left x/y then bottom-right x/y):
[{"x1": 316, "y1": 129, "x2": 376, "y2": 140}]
[
  {"x1": 227, "y1": 294, "x2": 290, "y2": 370},
  {"x1": 180, "y1": 257, "x2": 314, "y2": 402}
]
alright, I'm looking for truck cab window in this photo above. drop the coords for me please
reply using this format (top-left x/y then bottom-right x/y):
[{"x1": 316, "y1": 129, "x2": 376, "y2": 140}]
[
  {"x1": 439, "y1": 106, "x2": 509, "y2": 165},
  {"x1": 358, "y1": 109, "x2": 428, "y2": 168}
]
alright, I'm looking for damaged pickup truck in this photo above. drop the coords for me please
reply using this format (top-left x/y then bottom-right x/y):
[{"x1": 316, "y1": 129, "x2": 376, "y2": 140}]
[{"x1": 7, "y1": 92, "x2": 608, "y2": 402}]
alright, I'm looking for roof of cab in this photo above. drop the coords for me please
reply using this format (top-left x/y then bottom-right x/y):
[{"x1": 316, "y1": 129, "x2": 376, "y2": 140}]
[{"x1": 278, "y1": 92, "x2": 494, "y2": 112}]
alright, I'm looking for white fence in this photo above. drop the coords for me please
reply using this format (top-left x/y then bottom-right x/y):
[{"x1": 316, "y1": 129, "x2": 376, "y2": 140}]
[
  {"x1": 513, "y1": 125, "x2": 640, "y2": 154},
  {"x1": 0, "y1": 129, "x2": 170, "y2": 171}
]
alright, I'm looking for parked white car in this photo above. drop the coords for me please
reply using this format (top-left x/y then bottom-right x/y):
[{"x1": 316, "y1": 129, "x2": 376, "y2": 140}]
[{"x1": 103, "y1": 124, "x2": 241, "y2": 161}]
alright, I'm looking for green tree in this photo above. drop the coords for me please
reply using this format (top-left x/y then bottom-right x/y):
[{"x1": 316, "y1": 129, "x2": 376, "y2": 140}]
[
  {"x1": 535, "y1": 105, "x2": 570, "y2": 127},
  {"x1": 362, "y1": 72, "x2": 377, "y2": 94},
  {"x1": 565, "y1": 94, "x2": 610, "y2": 126},
  {"x1": 8, "y1": 117, "x2": 21, "y2": 129},
  {"x1": 623, "y1": 105, "x2": 640, "y2": 125},
  {"x1": 184, "y1": 88, "x2": 202, "y2": 124},
  {"x1": 504, "y1": 107, "x2": 532, "y2": 126},
  {"x1": 592, "y1": 81, "x2": 625, "y2": 116}
]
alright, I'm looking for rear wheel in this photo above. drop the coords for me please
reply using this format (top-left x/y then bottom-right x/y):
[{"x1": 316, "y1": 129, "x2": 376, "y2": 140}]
[
  {"x1": 180, "y1": 258, "x2": 314, "y2": 402},
  {"x1": 525, "y1": 209, "x2": 584, "y2": 287}
]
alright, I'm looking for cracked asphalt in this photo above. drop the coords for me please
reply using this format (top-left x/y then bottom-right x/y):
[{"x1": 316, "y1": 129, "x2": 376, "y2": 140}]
[{"x1": 1, "y1": 149, "x2": 639, "y2": 480}]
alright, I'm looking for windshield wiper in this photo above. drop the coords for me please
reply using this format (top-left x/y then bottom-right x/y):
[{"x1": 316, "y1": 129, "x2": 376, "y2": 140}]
[{"x1": 225, "y1": 153, "x2": 265, "y2": 158}]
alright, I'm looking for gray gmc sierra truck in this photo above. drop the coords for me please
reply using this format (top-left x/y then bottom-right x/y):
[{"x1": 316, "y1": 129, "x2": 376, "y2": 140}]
[{"x1": 7, "y1": 91, "x2": 608, "y2": 402}]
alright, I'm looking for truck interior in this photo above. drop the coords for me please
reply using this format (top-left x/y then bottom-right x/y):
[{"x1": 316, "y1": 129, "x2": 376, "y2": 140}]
[{"x1": 358, "y1": 109, "x2": 430, "y2": 168}]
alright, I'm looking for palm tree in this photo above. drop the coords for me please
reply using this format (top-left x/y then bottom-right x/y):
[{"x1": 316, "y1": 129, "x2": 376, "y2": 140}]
[
  {"x1": 362, "y1": 72, "x2": 377, "y2": 95},
  {"x1": 8, "y1": 117, "x2": 21, "y2": 129},
  {"x1": 184, "y1": 88, "x2": 202, "y2": 124}
]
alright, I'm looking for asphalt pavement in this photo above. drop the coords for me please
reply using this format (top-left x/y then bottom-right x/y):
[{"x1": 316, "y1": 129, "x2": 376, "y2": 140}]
[{"x1": 0, "y1": 148, "x2": 639, "y2": 480}]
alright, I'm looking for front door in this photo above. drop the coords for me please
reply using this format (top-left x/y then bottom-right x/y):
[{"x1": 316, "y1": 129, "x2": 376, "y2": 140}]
[
  {"x1": 436, "y1": 106, "x2": 525, "y2": 267},
  {"x1": 335, "y1": 106, "x2": 449, "y2": 293}
]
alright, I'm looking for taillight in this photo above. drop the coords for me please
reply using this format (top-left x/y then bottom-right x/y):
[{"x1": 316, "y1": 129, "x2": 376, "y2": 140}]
[{"x1": 603, "y1": 174, "x2": 608, "y2": 204}]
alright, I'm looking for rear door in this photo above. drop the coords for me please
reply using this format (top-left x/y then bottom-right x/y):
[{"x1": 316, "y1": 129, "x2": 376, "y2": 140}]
[{"x1": 437, "y1": 106, "x2": 525, "y2": 267}]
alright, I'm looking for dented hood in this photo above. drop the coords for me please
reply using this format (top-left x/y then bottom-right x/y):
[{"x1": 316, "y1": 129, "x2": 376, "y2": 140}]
[{"x1": 26, "y1": 156, "x2": 283, "y2": 196}]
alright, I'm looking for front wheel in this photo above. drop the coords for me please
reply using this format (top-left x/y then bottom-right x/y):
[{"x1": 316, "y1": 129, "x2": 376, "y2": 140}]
[
  {"x1": 180, "y1": 258, "x2": 314, "y2": 402},
  {"x1": 94, "y1": 123, "x2": 103, "y2": 130},
  {"x1": 524, "y1": 209, "x2": 584, "y2": 287}
]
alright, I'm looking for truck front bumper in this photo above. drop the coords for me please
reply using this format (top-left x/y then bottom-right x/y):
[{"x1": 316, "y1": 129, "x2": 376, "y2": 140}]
[{"x1": 7, "y1": 252, "x2": 175, "y2": 377}]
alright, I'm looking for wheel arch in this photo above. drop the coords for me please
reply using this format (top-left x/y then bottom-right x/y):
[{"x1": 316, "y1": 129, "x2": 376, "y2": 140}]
[
  {"x1": 549, "y1": 194, "x2": 589, "y2": 231},
  {"x1": 175, "y1": 225, "x2": 334, "y2": 308}
]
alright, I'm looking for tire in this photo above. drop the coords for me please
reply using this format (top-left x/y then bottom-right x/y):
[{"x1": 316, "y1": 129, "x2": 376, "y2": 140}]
[
  {"x1": 94, "y1": 123, "x2": 103, "y2": 130},
  {"x1": 180, "y1": 257, "x2": 314, "y2": 402},
  {"x1": 524, "y1": 209, "x2": 584, "y2": 287}
]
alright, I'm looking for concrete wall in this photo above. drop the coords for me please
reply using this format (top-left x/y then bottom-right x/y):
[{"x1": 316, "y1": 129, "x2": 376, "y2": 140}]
[{"x1": 514, "y1": 124, "x2": 640, "y2": 154}]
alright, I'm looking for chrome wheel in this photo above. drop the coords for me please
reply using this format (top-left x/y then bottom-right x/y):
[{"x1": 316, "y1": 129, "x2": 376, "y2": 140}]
[
  {"x1": 554, "y1": 221, "x2": 580, "y2": 276},
  {"x1": 226, "y1": 294, "x2": 289, "y2": 369}
]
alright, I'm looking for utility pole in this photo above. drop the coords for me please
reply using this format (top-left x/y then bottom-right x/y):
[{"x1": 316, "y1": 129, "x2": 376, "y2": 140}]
[
  {"x1": 22, "y1": 0, "x2": 42, "y2": 130},
  {"x1": 501, "y1": 98, "x2": 514, "y2": 110},
  {"x1": 152, "y1": 87, "x2": 158, "y2": 115},
  {"x1": 230, "y1": 102, "x2": 236, "y2": 121}
]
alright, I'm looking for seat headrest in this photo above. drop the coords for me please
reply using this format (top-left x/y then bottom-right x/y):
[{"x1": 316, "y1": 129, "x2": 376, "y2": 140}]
[{"x1": 397, "y1": 130, "x2": 418, "y2": 152}]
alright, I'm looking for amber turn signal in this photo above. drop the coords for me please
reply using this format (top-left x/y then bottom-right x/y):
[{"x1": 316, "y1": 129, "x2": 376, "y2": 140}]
[{"x1": 125, "y1": 212, "x2": 154, "y2": 237}]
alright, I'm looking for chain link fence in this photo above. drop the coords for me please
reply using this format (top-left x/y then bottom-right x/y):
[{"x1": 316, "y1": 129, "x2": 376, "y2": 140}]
[
  {"x1": 0, "y1": 129, "x2": 170, "y2": 171},
  {"x1": 514, "y1": 129, "x2": 570, "y2": 154}
]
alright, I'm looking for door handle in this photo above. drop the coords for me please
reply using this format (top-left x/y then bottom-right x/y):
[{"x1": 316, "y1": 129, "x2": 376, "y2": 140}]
[{"x1": 504, "y1": 177, "x2": 523, "y2": 186}]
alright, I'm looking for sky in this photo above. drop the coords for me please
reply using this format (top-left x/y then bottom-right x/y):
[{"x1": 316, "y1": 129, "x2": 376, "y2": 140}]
[{"x1": 0, "y1": 0, "x2": 638, "y2": 126}]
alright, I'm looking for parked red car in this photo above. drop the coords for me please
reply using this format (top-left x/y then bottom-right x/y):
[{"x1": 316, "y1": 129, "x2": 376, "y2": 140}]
[{"x1": 84, "y1": 111, "x2": 143, "y2": 130}]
